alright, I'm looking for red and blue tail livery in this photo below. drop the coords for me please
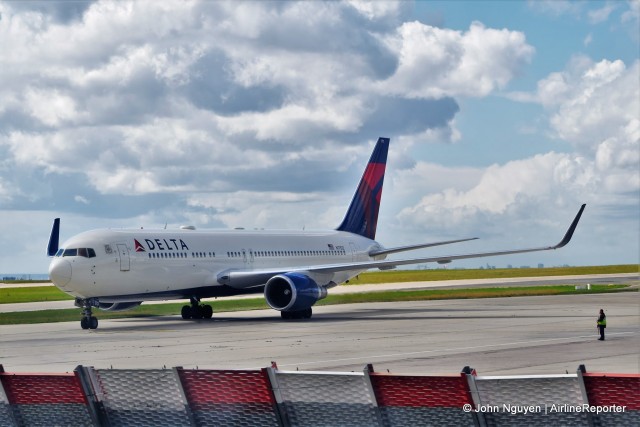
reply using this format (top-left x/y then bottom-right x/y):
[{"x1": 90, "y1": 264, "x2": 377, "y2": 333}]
[{"x1": 337, "y1": 137, "x2": 389, "y2": 240}]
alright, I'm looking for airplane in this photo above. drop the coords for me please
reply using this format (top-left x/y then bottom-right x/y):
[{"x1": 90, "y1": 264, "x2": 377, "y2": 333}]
[{"x1": 47, "y1": 137, "x2": 586, "y2": 329}]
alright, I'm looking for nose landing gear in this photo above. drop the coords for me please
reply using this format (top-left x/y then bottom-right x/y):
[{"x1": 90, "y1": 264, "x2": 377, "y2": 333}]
[{"x1": 76, "y1": 298, "x2": 99, "y2": 330}]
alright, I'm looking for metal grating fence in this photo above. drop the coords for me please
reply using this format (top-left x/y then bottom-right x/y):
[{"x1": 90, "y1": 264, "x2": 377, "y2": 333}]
[
  {"x1": 177, "y1": 368, "x2": 280, "y2": 427},
  {"x1": 582, "y1": 374, "x2": 640, "y2": 427},
  {"x1": 369, "y1": 373, "x2": 476, "y2": 427},
  {"x1": 269, "y1": 370, "x2": 379, "y2": 427},
  {"x1": 0, "y1": 364, "x2": 637, "y2": 427},
  {"x1": 89, "y1": 368, "x2": 192, "y2": 427},
  {"x1": 469, "y1": 375, "x2": 589, "y2": 426},
  {"x1": 0, "y1": 372, "x2": 93, "y2": 427}
]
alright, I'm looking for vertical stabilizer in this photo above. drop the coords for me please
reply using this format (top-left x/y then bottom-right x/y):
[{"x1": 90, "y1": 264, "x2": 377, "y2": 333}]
[{"x1": 336, "y1": 137, "x2": 389, "y2": 240}]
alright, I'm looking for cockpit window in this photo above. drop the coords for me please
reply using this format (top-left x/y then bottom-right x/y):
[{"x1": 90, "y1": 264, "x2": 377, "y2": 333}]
[
  {"x1": 55, "y1": 249, "x2": 64, "y2": 257},
  {"x1": 62, "y1": 248, "x2": 96, "y2": 258}
]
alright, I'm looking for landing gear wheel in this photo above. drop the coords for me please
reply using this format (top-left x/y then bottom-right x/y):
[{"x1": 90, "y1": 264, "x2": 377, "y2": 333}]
[
  {"x1": 79, "y1": 300, "x2": 98, "y2": 330},
  {"x1": 89, "y1": 316, "x2": 98, "y2": 329},
  {"x1": 281, "y1": 308, "x2": 312, "y2": 320},
  {"x1": 182, "y1": 298, "x2": 213, "y2": 320},
  {"x1": 181, "y1": 305, "x2": 191, "y2": 320},
  {"x1": 191, "y1": 305, "x2": 203, "y2": 319},
  {"x1": 203, "y1": 304, "x2": 213, "y2": 319}
]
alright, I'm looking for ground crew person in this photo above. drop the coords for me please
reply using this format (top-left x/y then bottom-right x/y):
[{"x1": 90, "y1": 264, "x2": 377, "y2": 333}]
[{"x1": 597, "y1": 309, "x2": 606, "y2": 341}]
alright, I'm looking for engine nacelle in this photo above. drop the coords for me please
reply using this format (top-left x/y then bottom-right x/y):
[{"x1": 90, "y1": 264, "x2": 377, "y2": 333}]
[
  {"x1": 264, "y1": 273, "x2": 327, "y2": 312},
  {"x1": 98, "y1": 301, "x2": 142, "y2": 312}
]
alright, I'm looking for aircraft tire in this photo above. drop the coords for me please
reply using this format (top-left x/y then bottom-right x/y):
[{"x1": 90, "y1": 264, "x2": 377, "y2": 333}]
[
  {"x1": 203, "y1": 305, "x2": 213, "y2": 319},
  {"x1": 281, "y1": 308, "x2": 312, "y2": 320},
  {"x1": 80, "y1": 317, "x2": 90, "y2": 330},
  {"x1": 89, "y1": 316, "x2": 98, "y2": 329},
  {"x1": 181, "y1": 305, "x2": 191, "y2": 320},
  {"x1": 191, "y1": 305, "x2": 203, "y2": 319}
]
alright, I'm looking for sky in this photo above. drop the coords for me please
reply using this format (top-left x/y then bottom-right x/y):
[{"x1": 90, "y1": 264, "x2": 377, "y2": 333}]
[{"x1": 0, "y1": 0, "x2": 638, "y2": 274}]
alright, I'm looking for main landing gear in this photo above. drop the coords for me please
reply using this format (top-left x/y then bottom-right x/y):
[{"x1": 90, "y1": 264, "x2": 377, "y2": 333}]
[
  {"x1": 76, "y1": 298, "x2": 98, "y2": 330},
  {"x1": 181, "y1": 297, "x2": 213, "y2": 320},
  {"x1": 281, "y1": 307, "x2": 312, "y2": 320}
]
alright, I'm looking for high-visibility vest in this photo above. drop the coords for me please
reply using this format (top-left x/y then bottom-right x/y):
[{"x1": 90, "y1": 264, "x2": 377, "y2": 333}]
[{"x1": 597, "y1": 317, "x2": 607, "y2": 327}]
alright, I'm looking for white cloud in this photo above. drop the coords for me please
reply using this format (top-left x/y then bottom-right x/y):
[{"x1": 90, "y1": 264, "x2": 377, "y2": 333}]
[
  {"x1": 74, "y1": 195, "x2": 90, "y2": 205},
  {"x1": 622, "y1": 0, "x2": 639, "y2": 23},
  {"x1": 588, "y1": 3, "x2": 617, "y2": 24},
  {"x1": 397, "y1": 152, "x2": 590, "y2": 227},
  {"x1": 397, "y1": 56, "x2": 638, "y2": 258},
  {"x1": 545, "y1": 59, "x2": 638, "y2": 152},
  {"x1": 347, "y1": 1, "x2": 404, "y2": 21},
  {"x1": 378, "y1": 21, "x2": 534, "y2": 98},
  {"x1": 527, "y1": 0, "x2": 583, "y2": 18},
  {"x1": 24, "y1": 88, "x2": 84, "y2": 126}
]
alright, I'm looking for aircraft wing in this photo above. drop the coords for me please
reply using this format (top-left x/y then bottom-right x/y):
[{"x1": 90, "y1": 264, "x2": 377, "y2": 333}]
[
  {"x1": 368, "y1": 237, "x2": 478, "y2": 257},
  {"x1": 218, "y1": 204, "x2": 585, "y2": 289}
]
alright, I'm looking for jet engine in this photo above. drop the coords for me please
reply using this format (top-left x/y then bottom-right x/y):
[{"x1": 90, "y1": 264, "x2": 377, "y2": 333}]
[
  {"x1": 98, "y1": 301, "x2": 142, "y2": 312},
  {"x1": 264, "y1": 273, "x2": 327, "y2": 312}
]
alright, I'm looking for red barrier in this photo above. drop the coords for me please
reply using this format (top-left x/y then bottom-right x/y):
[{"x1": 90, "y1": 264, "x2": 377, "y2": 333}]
[
  {"x1": 0, "y1": 373, "x2": 87, "y2": 405},
  {"x1": 368, "y1": 373, "x2": 477, "y2": 427},
  {"x1": 177, "y1": 368, "x2": 280, "y2": 426},
  {"x1": 369, "y1": 373, "x2": 472, "y2": 407},
  {"x1": 0, "y1": 371, "x2": 93, "y2": 426},
  {"x1": 178, "y1": 369, "x2": 275, "y2": 405},
  {"x1": 583, "y1": 373, "x2": 640, "y2": 410}
]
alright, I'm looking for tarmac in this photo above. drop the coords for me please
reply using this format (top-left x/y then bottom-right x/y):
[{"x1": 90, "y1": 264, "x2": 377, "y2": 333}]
[{"x1": 0, "y1": 274, "x2": 637, "y2": 376}]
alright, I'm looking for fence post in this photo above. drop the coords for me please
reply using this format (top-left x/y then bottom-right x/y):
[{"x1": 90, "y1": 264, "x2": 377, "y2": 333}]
[
  {"x1": 362, "y1": 364, "x2": 385, "y2": 427},
  {"x1": 0, "y1": 368, "x2": 19, "y2": 427},
  {"x1": 462, "y1": 366, "x2": 486, "y2": 427},
  {"x1": 265, "y1": 362, "x2": 290, "y2": 427},
  {"x1": 576, "y1": 364, "x2": 596, "y2": 427},
  {"x1": 75, "y1": 365, "x2": 108, "y2": 427},
  {"x1": 172, "y1": 367, "x2": 197, "y2": 427}
]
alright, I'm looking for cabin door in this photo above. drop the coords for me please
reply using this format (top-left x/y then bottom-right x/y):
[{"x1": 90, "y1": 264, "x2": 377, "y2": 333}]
[{"x1": 117, "y1": 244, "x2": 130, "y2": 271}]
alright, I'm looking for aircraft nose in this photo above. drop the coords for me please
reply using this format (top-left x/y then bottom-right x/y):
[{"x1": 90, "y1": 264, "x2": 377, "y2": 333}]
[{"x1": 49, "y1": 259, "x2": 72, "y2": 287}]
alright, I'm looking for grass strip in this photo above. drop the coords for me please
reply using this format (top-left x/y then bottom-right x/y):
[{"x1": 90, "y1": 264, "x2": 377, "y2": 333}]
[
  {"x1": 346, "y1": 264, "x2": 638, "y2": 284},
  {"x1": 1, "y1": 286, "x2": 74, "y2": 304},
  {"x1": 0, "y1": 284, "x2": 633, "y2": 325}
]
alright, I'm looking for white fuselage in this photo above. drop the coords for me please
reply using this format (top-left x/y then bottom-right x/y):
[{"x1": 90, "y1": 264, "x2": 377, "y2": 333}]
[{"x1": 48, "y1": 227, "x2": 382, "y2": 303}]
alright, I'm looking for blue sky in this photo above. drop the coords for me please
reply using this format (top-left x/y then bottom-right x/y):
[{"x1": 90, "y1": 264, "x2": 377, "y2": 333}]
[{"x1": 0, "y1": 1, "x2": 638, "y2": 274}]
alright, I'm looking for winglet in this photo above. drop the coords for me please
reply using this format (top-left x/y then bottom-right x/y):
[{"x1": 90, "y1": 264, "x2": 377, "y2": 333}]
[
  {"x1": 337, "y1": 137, "x2": 389, "y2": 240},
  {"x1": 553, "y1": 204, "x2": 586, "y2": 249},
  {"x1": 47, "y1": 218, "x2": 60, "y2": 257}
]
